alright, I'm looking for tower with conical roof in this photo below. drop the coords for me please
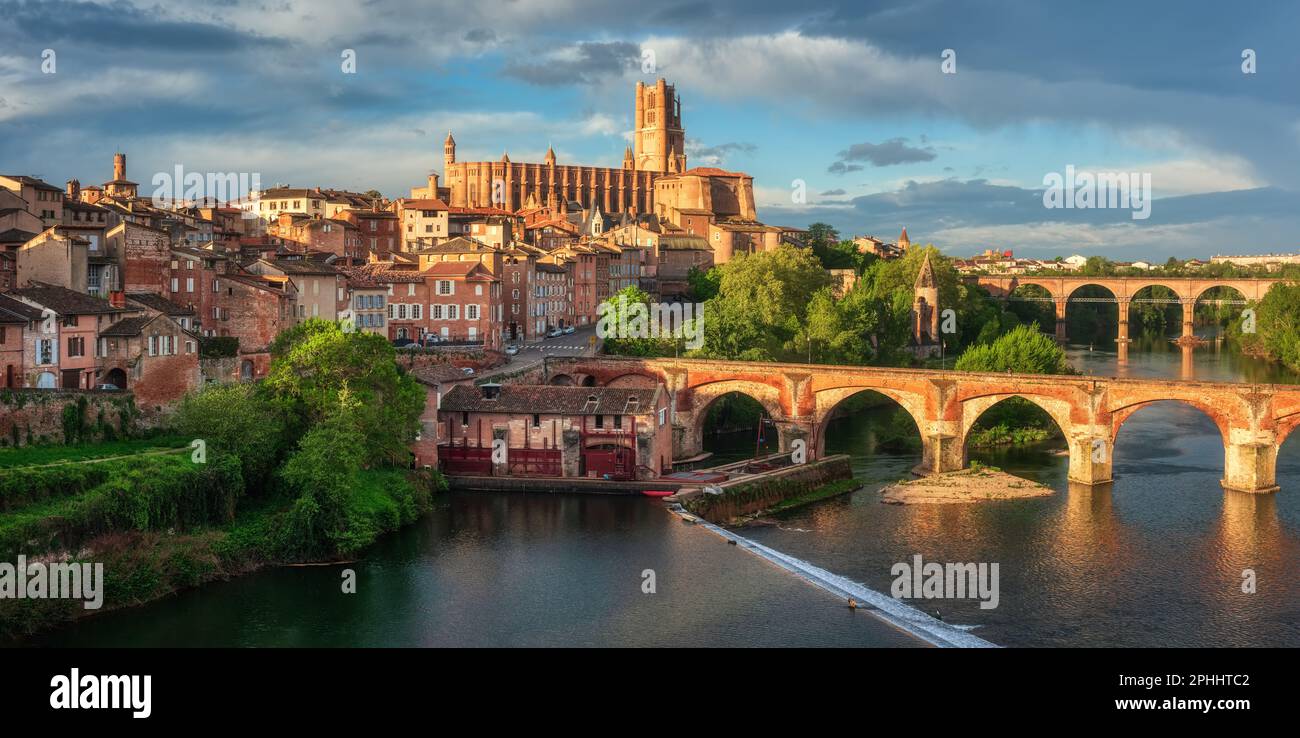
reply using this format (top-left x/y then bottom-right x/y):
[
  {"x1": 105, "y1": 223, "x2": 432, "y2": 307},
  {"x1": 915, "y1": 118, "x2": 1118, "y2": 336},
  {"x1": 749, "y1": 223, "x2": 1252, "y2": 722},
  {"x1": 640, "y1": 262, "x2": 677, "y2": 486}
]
[
  {"x1": 443, "y1": 131, "x2": 456, "y2": 172},
  {"x1": 913, "y1": 250, "x2": 939, "y2": 346},
  {"x1": 898, "y1": 226, "x2": 911, "y2": 250}
]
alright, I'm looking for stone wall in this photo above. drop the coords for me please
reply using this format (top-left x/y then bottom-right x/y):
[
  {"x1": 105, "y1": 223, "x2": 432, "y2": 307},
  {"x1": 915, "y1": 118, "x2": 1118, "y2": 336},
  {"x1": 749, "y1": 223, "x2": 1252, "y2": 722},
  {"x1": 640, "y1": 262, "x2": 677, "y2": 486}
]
[
  {"x1": 684, "y1": 455, "x2": 854, "y2": 524},
  {"x1": 0, "y1": 389, "x2": 146, "y2": 447}
]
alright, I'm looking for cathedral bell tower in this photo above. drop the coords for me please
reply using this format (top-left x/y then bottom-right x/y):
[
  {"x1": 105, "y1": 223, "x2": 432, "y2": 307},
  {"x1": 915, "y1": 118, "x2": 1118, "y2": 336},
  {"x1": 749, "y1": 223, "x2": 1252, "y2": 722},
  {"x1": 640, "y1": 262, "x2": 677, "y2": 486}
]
[{"x1": 634, "y1": 78, "x2": 685, "y2": 173}]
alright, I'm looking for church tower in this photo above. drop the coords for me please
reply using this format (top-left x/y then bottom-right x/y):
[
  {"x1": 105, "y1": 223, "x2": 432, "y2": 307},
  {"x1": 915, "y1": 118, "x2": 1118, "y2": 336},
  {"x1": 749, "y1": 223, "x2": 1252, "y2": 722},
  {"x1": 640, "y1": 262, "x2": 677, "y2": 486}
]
[
  {"x1": 912, "y1": 251, "x2": 939, "y2": 346},
  {"x1": 898, "y1": 226, "x2": 911, "y2": 250},
  {"x1": 444, "y1": 131, "x2": 456, "y2": 171},
  {"x1": 634, "y1": 78, "x2": 685, "y2": 173}
]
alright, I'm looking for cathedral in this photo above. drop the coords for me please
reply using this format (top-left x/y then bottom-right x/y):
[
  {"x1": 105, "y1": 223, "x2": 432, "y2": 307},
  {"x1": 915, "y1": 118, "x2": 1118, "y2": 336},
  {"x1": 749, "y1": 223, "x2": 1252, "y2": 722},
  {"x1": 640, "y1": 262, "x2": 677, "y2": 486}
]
[{"x1": 441, "y1": 79, "x2": 687, "y2": 214}]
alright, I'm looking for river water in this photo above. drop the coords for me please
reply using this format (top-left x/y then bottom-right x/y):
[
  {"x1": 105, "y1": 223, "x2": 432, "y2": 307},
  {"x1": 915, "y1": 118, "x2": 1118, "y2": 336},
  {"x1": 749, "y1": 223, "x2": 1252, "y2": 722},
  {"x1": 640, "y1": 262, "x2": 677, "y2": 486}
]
[{"x1": 33, "y1": 337, "x2": 1300, "y2": 648}]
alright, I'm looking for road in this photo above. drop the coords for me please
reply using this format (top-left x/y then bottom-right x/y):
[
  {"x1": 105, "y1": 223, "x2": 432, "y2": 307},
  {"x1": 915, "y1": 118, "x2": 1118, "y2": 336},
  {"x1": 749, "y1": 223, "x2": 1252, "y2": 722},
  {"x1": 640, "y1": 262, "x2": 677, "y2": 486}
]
[{"x1": 475, "y1": 325, "x2": 600, "y2": 381}]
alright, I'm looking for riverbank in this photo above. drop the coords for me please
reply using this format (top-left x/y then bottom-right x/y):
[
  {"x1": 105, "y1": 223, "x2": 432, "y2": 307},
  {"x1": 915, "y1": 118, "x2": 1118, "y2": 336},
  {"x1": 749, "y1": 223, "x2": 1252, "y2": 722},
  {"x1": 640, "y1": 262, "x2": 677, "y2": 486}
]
[
  {"x1": 0, "y1": 451, "x2": 443, "y2": 640},
  {"x1": 882, "y1": 466, "x2": 1052, "y2": 504}
]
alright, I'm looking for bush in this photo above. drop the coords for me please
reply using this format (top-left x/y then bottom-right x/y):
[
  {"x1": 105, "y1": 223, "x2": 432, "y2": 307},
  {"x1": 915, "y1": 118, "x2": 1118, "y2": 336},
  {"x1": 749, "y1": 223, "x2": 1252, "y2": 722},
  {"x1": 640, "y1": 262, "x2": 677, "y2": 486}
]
[{"x1": 199, "y1": 336, "x2": 239, "y2": 358}]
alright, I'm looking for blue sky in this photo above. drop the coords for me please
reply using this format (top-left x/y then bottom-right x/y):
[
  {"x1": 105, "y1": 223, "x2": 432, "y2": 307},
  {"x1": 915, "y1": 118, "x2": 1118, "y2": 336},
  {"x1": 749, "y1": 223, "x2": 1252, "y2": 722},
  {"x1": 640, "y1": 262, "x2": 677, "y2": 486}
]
[{"x1": 2, "y1": 0, "x2": 1300, "y2": 259}]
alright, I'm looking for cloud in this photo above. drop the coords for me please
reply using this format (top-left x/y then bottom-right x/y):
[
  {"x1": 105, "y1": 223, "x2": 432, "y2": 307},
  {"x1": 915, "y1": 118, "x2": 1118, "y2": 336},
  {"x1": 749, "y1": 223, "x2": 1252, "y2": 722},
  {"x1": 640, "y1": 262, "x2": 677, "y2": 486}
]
[
  {"x1": 820, "y1": 188, "x2": 846, "y2": 196},
  {"x1": 833, "y1": 137, "x2": 937, "y2": 168},
  {"x1": 503, "y1": 41, "x2": 642, "y2": 87},
  {"x1": 686, "y1": 140, "x2": 757, "y2": 166}
]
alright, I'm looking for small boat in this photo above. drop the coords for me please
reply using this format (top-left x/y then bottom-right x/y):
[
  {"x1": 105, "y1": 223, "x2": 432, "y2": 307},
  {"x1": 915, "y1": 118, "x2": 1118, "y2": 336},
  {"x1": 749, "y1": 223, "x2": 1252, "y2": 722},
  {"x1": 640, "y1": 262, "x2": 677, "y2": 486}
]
[{"x1": 641, "y1": 489, "x2": 675, "y2": 498}]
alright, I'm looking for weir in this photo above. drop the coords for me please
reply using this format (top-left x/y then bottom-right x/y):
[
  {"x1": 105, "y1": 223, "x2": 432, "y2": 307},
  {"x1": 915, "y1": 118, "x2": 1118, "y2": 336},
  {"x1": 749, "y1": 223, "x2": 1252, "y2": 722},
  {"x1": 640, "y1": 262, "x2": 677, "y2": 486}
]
[{"x1": 669, "y1": 506, "x2": 997, "y2": 648}]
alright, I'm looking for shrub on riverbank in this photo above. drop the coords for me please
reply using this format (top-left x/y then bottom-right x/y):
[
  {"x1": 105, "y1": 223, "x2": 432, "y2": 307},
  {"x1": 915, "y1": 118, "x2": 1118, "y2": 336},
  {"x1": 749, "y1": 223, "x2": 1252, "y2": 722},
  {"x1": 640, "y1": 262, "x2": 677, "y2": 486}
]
[{"x1": 0, "y1": 454, "x2": 244, "y2": 559}]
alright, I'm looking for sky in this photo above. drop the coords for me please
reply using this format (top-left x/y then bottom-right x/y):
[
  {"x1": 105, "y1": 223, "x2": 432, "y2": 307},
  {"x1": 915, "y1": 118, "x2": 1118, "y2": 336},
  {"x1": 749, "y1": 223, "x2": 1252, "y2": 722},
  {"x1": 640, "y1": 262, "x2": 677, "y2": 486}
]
[{"x1": 2, "y1": 0, "x2": 1300, "y2": 260}]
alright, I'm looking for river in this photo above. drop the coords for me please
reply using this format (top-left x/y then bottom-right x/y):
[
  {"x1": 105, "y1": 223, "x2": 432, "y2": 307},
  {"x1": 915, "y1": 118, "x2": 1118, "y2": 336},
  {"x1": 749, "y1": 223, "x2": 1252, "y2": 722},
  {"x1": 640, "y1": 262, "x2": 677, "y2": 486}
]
[{"x1": 32, "y1": 336, "x2": 1300, "y2": 647}]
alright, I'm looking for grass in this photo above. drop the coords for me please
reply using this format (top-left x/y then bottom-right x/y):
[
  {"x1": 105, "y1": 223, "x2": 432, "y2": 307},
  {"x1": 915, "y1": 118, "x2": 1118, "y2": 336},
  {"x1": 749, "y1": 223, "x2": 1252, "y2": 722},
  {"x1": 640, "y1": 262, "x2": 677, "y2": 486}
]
[{"x1": 0, "y1": 435, "x2": 189, "y2": 469}]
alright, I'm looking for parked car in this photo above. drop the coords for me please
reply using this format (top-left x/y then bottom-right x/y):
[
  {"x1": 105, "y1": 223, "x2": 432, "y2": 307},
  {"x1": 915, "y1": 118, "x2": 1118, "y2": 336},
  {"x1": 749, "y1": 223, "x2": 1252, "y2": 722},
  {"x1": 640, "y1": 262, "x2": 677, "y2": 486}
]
[
  {"x1": 563, "y1": 325, "x2": 576, "y2": 335},
  {"x1": 461, "y1": 367, "x2": 476, "y2": 376},
  {"x1": 418, "y1": 335, "x2": 442, "y2": 347},
  {"x1": 392, "y1": 337, "x2": 415, "y2": 348},
  {"x1": 547, "y1": 328, "x2": 563, "y2": 338},
  {"x1": 505, "y1": 345, "x2": 520, "y2": 356},
  {"x1": 95, "y1": 383, "x2": 121, "y2": 391}
]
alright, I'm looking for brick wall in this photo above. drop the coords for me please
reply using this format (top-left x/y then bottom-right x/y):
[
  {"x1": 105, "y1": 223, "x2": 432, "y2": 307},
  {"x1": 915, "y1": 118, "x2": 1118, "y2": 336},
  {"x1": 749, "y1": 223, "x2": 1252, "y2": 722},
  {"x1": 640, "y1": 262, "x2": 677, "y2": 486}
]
[{"x1": 0, "y1": 389, "x2": 146, "y2": 447}]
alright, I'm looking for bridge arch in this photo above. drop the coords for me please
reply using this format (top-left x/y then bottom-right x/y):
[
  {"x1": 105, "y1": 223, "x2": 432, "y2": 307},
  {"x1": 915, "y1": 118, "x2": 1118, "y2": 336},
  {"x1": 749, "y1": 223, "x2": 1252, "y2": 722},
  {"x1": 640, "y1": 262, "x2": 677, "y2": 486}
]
[
  {"x1": 686, "y1": 379, "x2": 787, "y2": 458},
  {"x1": 1110, "y1": 398, "x2": 1231, "y2": 445},
  {"x1": 959, "y1": 392, "x2": 1075, "y2": 452},
  {"x1": 813, "y1": 386, "x2": 927, "y2": 458}
]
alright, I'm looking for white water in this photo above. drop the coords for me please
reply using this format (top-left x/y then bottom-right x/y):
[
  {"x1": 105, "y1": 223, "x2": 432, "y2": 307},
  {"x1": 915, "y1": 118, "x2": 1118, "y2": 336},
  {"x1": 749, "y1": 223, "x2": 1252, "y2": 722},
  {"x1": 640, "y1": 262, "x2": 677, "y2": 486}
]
[{"x1": 670, "y1": 506, "x2": 998, "y2": 648}]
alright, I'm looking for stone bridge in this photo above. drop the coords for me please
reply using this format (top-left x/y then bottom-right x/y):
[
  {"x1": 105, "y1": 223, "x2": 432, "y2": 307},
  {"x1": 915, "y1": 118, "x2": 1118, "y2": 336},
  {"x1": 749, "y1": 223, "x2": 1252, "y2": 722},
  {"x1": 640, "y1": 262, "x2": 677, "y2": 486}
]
[
  {"x1": 970, "y1": 276, "x2": 1283, "y2": 349},
  {"x1": 543, "y1": 356, "x2": 1300, "y2": 494}
]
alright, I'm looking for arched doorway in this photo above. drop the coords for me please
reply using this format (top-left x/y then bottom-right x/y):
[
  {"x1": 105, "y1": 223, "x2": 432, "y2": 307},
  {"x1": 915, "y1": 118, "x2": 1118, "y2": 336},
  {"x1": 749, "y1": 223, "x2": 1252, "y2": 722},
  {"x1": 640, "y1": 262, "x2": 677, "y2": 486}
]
[
  {"x1": 35, "y1": 371, "x2": 56, "y2": 389},
  {"x1": 102, "y1": 368, "x2": 127, "y2": 390}
]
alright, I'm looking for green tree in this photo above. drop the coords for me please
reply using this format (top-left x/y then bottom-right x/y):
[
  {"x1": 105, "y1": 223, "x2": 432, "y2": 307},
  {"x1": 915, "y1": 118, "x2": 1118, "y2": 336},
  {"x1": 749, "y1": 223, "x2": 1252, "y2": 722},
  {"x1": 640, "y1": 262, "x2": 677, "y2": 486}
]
[
  {"x1": 265, "y1": 319, "x2": 423, "y2": 464},
  {"x1": 686, "y1": 266, "x2": 721, "y2": 301},
  {"x1": 172, "y1": 383, "x2": 285, "y2": 486},
  {"x1": 954, "y1": 323, "x2": 1072, "y2": 374}
]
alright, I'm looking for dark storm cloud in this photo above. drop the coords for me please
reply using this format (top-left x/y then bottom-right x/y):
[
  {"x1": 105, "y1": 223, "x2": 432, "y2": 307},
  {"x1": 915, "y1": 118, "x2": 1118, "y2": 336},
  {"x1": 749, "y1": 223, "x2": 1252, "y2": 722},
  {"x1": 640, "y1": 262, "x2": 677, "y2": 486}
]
[{"x1": 0, "y1": 0, "x2": 285, "y2": 52}]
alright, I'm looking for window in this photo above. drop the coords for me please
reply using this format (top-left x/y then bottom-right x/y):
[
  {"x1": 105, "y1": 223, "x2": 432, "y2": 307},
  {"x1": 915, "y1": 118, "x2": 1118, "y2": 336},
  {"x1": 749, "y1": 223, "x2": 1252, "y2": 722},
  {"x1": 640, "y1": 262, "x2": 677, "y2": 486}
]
[
  {"x1": 437, "y1": 280, "x2": 453, "y2": 295},
  {"x1": 171, "y1": 277, "x2": 179, "y2": 292},
  {"x1": 148, "y1": 336, "x2": 156, "y2": 356},
  {"x1": 37, "y1": 339, "x2": 55, "y2": 365},
  {"x1": 461, "y1": 411, "x2": 469, "y2": 427},
  {"x1": 614, "y1": 414, "x2": 623, "y2": 429},
  {"x1": 67, "y1": 337, "x2": 84, "y2": 357},
  {"x1": 595, "y1": 414, "x2": 604, "y2": 429},
  {"x1": 412, "y1": 304, "x2": 422, "y2": 320},
  {"x1": 466, "y1": 305, "x2": 479, "y2": 320},
  {"x1": 446, "y1": 305, "x2": 459, "y2": 320},
  {"x1": 186, "y1": 277, "x2": 194, "y2": 292},
  {"x1": 532, "y1": 414, "x2": 540, "y2": 428},
  {"x1": 388, "y1": 304, "x2": 396, "y2": 319},
  {"x1": 659, "y1": 408, "x2": 667, "y2": 426},
  {"x1": 430, "y1": 304, "x2": 443, "y2": 320}
]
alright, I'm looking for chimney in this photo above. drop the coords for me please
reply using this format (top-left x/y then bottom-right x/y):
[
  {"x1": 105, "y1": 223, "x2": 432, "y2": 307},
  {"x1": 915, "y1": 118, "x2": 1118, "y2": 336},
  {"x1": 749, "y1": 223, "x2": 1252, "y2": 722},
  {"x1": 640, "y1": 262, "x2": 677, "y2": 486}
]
[
  {"x1": 480, "y1": 382, "x2": 501, "y2": 400},
  {"x1": 113, "y1": 153, "x2": 126, "y2": 181}
]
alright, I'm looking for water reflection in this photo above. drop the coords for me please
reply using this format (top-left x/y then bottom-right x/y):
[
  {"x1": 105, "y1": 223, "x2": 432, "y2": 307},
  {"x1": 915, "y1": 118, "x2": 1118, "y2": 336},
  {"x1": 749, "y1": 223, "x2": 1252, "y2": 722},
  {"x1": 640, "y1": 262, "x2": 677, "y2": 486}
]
[{"x1": 739, "y1": 340, "x2": 1300, "y2": 646}]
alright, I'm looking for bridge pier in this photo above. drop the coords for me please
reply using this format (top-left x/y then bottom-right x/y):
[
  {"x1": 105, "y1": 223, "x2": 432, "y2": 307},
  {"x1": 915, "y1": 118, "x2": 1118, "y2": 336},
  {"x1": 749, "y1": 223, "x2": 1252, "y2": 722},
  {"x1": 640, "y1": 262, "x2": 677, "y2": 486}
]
[
  {"x1": 1067, "y1": 435, "x2": 1113, "y2": 485},
  {"x1": 920, "y1": 425, "x2": 964, "y2": 475},
  {"x1": 1116, "y1": 299, "x2": 1130, "y2": 362},
  {"x1": 1054, "y1": 298, "x2": 1068, "y2": 343},
  {"x1": 1223, "y1": 430, "x2": 1280, "y2": 493},
  {"x1": 1182, "y1": 300, "x2": 1196, "y2": 340}
]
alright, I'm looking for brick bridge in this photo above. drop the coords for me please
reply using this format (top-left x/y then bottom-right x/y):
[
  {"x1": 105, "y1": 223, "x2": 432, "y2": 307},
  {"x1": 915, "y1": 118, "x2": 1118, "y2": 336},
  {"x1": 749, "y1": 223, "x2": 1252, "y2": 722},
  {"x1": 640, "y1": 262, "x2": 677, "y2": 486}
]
[
  {"x1": 971, "y1": 276, "x2": 1282, "y2": 348},
  {"x1": 543, "y1": 356, "x2": 1300, "y2": 493}
]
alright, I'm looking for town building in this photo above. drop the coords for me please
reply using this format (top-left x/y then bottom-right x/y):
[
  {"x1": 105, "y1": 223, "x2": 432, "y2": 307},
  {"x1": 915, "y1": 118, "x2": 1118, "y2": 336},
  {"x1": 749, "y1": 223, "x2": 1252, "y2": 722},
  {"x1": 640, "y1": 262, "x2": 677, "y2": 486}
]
[
  {"x1": 97, "y1": 312, "x2": 201, "y2": 405},
  {"x1": 8, "y1": 283, "x2": 125, "y2": 389},
  {"x1": 437, "y1": 383, "x2": 672, "y2": 480},
  {"x1": 0, "y1": 294, "x2": 42, "y2": 388}
]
